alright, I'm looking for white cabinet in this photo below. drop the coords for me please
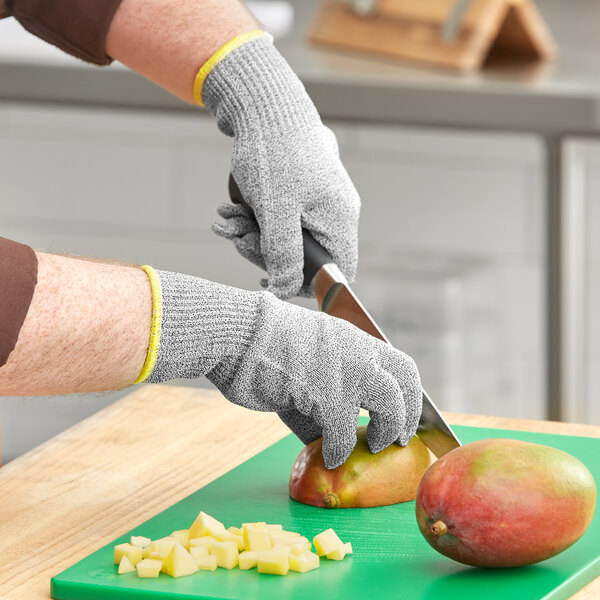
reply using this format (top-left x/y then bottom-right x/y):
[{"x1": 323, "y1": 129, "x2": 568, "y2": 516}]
[
  {"x1": 582, "y1": 142, "x2": 600, "y2": 426},
  {"x1": 340, "y1": 124, "x2": 545, "y2": 419},
  {"x1": 0, "y1": 102, "x2": 547, "y2": 461}
]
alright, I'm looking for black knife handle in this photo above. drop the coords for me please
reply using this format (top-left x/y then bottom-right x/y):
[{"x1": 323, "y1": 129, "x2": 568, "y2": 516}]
[{"x1": 228, "y1": 173, "x2": 333, "y2": 288}]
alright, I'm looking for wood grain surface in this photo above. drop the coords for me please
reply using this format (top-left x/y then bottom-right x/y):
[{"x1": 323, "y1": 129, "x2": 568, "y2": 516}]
[{"x1": 0, "y1": 385, "x2": 597, "y2": 599}]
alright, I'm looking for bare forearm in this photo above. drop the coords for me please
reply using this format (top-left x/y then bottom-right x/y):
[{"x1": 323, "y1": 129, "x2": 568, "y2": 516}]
[
  {"x1": 0, "y1": 253, "x2": 151, "y2": 395},
  {"x1": 105, "y1": 0, "x2": 258, "y2": 103}
]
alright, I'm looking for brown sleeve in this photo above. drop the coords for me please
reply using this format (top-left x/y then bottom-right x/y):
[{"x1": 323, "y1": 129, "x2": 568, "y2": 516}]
[
  {"x1": 0, "y1": 237, "x2": 38, "y2": 368},
  {"x1": 2, "y1": 0, "x2": 124, "y2": 65},
  {"x1": 0, "y1": 1, "x2": 11, "y2": 19}
]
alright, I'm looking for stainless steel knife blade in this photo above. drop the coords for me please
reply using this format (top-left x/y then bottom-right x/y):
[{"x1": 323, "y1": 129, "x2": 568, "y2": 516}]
[
  {"x1": 442, "y1": 0, "x2": 471, "y2": 44},
  {"x1": 311, "y1": 263, "x2": 462, "y2": 457}
]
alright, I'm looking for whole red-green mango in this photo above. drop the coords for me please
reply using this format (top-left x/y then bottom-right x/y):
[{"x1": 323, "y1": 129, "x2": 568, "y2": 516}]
[
  {"x1": 289, "y1": 425, "x2": 434, "y2": 508},
  {"x1": 416, "y1": 438, "x2": 596, "y2": 567}
]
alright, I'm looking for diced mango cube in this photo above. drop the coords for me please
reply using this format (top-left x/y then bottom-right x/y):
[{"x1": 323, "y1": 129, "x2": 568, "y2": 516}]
[
  {"x1": 313, "y1": 529, "x2": 343, "y2": 557},
  {"x1": 326, "y1": 540, "x2": 353, "y2": 560},
  {"x1": 189, "y1": 545, "x2": 210, "y2": 562},
  {"x1": 136, "y1": 558, "x2": 163, "y2": 578},
  {"x1": 238, "y1": 550, "x2": 258, "y2": 570},
  {"x1": 164, "y1": 543, "x2": 198, "y2": 578},
  {"x1": 169, "y1": 529, "x2": 190, "y2": 548},
  {"x1": 271, "y1": 543, "x2": 292, "y2": 557},
  {"x1": 130, "y1": 536, "x2": 152, "y2": 548},
  {"x1": 234, "y1": 535, "x2": 245, "y2": 551},
  {"x1": 158, "y1": 538, "x2": 177, "y2": 558},
  {"x1": 195, "y1": 555, "x2": 217, "y2": 571},
  {"x1": 266, "y1": 524, "x2": 283, "y2": 531},
  {"x1": 289, "y1": 551, "x2": 320, "y2": 573},
  {"x1": 149, "y1": 537, "x2": 176, "y2": 559},
  {"x1": 227, "y1": 526, "x2": 242, "y2": 536},
  {"x1": 243, "y1": 524, "x2": 271, "y2": 552},
  {"x1": 270, "y1": 534, "x2": 311, "y2": 555},
  {"x1": 189, "y1": 511, "x2": 226, "y2": 540},
  {"x1": 157, "y1": 538, "x2": 177, "y2": 573},
  {"x1": 213, "y1": 541, "x2": 239, "y2": 569},
  {"x1": 326, "y1": 547, "x2": 346, "y2": 560},
  {"x1": 271, "y1": 530, "x2": 300, "y2": 540},
  {"x1": 257, "y1": 550, "x2": 289, "y2": 575},
  {"x1": 241, "y1": 522, "x2": 265, "y2": 548},
  {"x1": 114, "y1": 543, "x2": 142, "y2": 567},
  {"x1": 189, "y1": 536, "x2": 215, "y2": 553},
  {"x1": 213, "y1": 528, "x2": 244, "y2": 550},
  {"x1": 288, "y1": 538, "x2": 312, "y2": 555},
  {"x1": 118, "y1": 555, "x2": 136, "y2": 574}
]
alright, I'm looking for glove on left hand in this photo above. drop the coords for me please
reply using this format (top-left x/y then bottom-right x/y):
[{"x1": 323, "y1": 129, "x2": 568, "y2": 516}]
[{"x1": 204, "y1": 34, "x2": 360, "y2": 299}]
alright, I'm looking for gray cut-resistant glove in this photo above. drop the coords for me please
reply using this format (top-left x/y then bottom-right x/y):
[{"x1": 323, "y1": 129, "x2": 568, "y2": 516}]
[
  {"x1": 146, "y1": 270, "x2": 422, "y2": 469},
  {"x1": 204, "y1": 33, "x2": 360, "y2": 300}
]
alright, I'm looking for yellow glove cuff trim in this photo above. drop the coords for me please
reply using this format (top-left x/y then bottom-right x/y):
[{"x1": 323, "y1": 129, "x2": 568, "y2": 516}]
[
  {"x1": 193, "y1": 29, "x2": 265, "y2": 107},
  {"x1": 134, "y1": 265, "x2": 162, "y2": 384}
]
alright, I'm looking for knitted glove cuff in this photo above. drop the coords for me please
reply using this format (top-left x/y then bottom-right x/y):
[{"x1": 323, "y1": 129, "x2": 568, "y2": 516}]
[
  {"x1": 203, "y1": 35, "x2": 321, "y2": 137},
  {"x1": 145, "y1": 270, "x2": 263, "y2": 384}
]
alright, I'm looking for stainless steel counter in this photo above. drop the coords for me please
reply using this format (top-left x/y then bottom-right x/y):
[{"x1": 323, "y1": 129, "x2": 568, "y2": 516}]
[{"x1": 1, "y1": 0, "x2": 597, "y2": 421}]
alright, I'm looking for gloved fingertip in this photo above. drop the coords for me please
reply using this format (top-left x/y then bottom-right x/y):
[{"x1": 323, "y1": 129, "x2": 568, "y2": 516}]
[
  {"x1": 366, "y1": 422, "x2": 398, "y2": 454},
  {"x1": 211, "y1": 222, "x2": 235, "y2": 239},
  {"x1": 210, "y1": 223, "x2": 238, "y2": 240},
  {"x1": 367, "y1": 437, "x2": 390, "y2": 455},
  {"x1": 322, "y1": 422, "x2": 357, "y2": 470},
  {"x1": 395, "y1": 433, "x2": 412, "y2": 447},
  {"x1": 215, "y1": 203, "x2": 251, "y2": 219},
  {"x1": 323, "y1": 447, "x2": 352, "y2": 470}
]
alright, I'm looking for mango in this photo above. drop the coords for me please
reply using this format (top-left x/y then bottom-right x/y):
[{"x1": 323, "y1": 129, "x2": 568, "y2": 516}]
[
  {"x1": 313, "y1": 529, "x2": 343, "y2": 556},
  {"x1": 213, "y1": 541, "x2": 239, "y2": 569},
  {"x1": 415, "y1": 438, "x2": 597, "y2": 568},
  {"x1": 239, "y1": 551, "x2": 258, "y2": 570},
  {"x1": 189, "y1": 536, "x2": 215, "y2": 553},
  {"x1": 136, "y1": 558, "x2": 163, "y2": 578},
  {"x1": 164, "y1": 543, "x2": 198, "y2": 578},
  {"x1": 243, "y1": 523, "x2": 271, "y2": 552},
  {"x1": 289, "y1": 551, "x2": 320, "y2": 573},
  {"x1": 189, "y1": 546, "x2": 209, "y2": 562},
  {"x1": 189, "y1": 511, "x2": 226, "y2": 539},
  {"x1": 117, "y1": 555, "x2": 136, "y2": 574},
  {"x1": 130, "y1": 536, "x2": 151, "y2": 549},
  {"x1": 169, "y1": 529, "x2": 190, "y2": 548},
  {"x1": 257, "y1": 551, "x2": 289, "y2": 575},
  {"x1": 114, "y1": 543, "x2": 142, "y2": 567},
  {"x1": 290, "y1": 425, "x2": 433, "y2": 508},
  {"x1": 195, "y1": 555, "x2": 217, "y2": 571}
]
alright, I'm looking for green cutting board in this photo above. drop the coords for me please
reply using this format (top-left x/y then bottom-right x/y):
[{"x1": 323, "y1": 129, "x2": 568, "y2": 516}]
[{"x1": 51, "y1": 423, "x2": 600, "y2": 600}]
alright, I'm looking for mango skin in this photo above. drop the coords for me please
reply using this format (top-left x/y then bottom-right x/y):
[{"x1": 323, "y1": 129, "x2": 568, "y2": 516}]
[
  {"x1": 415, "y1": 438, "x2": 597, "y2": 568},
  {"x1": 289, "y1": 425, "x2": 434, "y2": 508}
]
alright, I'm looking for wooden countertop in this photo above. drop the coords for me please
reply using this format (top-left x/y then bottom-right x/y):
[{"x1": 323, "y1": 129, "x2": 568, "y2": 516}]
[{"x1": 1, "y1": 385, "x2": 598, "y2": 599}]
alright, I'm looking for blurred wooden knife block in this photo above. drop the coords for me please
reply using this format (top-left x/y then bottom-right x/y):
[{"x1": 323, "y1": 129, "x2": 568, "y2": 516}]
[{"x1": 309, "y1": 0, "x2": 557, "y2": 71}]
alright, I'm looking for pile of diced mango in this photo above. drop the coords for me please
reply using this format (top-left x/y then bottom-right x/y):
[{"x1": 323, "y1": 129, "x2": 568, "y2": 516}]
[{"x1": 114, "y1": 510, "x2": 352, "y2": 578}]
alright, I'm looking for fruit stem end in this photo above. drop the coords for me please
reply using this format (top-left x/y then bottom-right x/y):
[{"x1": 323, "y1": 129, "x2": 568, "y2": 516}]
[
  {"x1": 323, "y1": 492, "x2": 340, "y2": 509},
  {"x1": 431, "y1": 520, "x2": 448, "y2": 536}
]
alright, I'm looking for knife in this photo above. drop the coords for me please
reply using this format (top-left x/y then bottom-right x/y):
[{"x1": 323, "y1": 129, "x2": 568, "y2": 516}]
[
  {"x1": 228, "y1": 174, "x2": 461, "y2": 457},
  {"x1": 442, "y1": 0, "x2": 471, "y2": 44}
]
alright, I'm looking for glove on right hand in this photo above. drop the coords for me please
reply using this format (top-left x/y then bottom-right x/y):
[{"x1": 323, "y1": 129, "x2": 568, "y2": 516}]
[{"x1": 146, "y1": 271, "x2": 422, "y2": 469}]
